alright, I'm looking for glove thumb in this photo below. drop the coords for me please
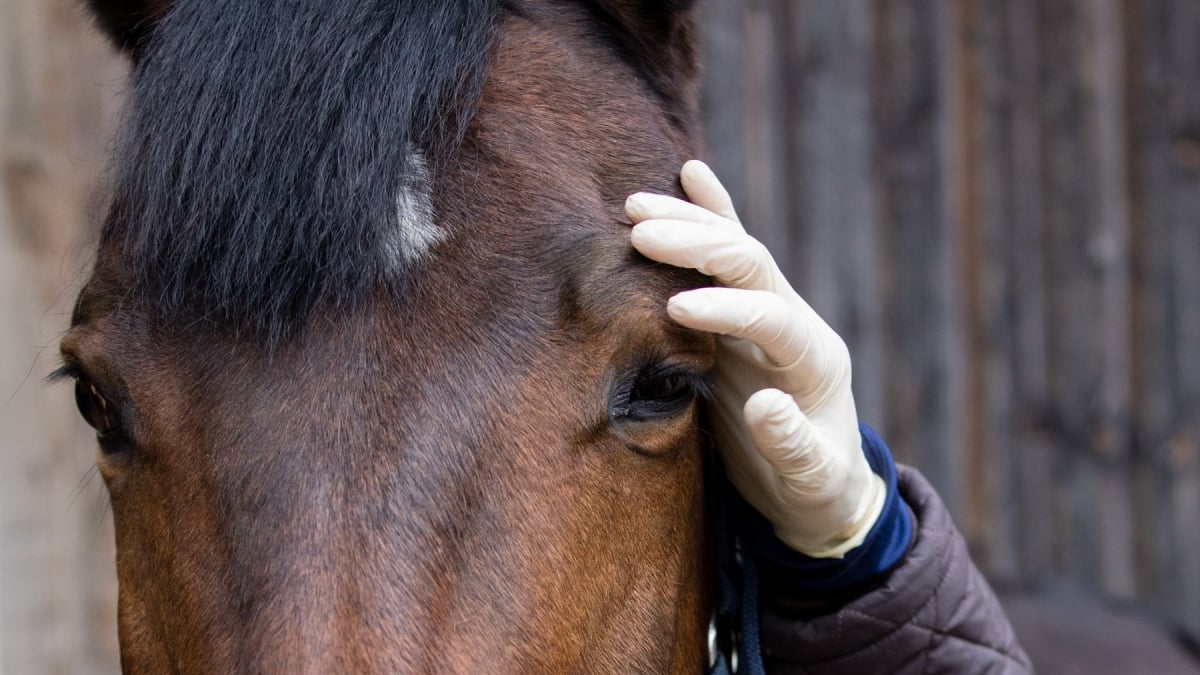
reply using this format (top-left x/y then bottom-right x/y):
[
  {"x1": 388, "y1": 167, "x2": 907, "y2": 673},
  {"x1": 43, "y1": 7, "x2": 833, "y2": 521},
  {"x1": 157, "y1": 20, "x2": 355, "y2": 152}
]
[{"x1": 743, "y1": 388, "x2": 830, "y2": 492}]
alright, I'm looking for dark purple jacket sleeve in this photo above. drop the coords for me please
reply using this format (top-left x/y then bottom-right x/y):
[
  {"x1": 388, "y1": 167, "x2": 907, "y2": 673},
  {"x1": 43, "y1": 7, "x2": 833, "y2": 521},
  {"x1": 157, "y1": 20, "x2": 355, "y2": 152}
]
[{"x1": 756, "y1": 466, "x2": 1033, "y2": 674}]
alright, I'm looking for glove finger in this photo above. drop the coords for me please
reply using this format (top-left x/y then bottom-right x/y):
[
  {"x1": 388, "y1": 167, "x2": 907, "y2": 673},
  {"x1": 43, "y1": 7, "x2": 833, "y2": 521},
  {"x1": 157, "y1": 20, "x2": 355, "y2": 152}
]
[
  {"x1": 625, "y1": 191, "x2": 742, "y2": 231},
  {"x1": 680, "y1": 160, "x2": 740, "y2": 223},
  {"x1": 631, "y1": 220, "x2": 781, "y2": 292},
  {"x1": 670, "y1": 287, "x2": 852, "y2": 403},
  {"x1": 743, "y1": 388, "x2": 829, "y2": 488},
  {"x1": 667, "y1": 287, "x2": 816, "y2": 368}
]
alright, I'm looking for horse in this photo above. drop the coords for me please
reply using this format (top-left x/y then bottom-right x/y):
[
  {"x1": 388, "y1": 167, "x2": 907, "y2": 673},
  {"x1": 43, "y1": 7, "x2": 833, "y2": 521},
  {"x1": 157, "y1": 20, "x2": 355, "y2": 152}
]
[{"x1": 60, "y1": 0, "x2": 716, "y2": 671}]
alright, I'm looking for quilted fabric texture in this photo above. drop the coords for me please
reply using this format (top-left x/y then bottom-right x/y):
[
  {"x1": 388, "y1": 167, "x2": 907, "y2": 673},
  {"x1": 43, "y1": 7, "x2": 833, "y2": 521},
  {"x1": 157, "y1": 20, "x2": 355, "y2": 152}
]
[{"x1": 758, "y1": 466, "x2": 1033, "y2": 674}]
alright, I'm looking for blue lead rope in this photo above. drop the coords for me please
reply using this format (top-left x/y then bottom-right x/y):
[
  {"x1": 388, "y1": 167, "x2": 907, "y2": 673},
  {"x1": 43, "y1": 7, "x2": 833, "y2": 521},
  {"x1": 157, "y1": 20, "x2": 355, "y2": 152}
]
[
  {"x1": 707, "y1": 449, "x2": 766, "y2": 675},
  {"x1": 738, "y1": 556, "x2": 765, "y2": 674},
  {"x1": 707, "y1": 540, "x2": 765, "y2": 675}
]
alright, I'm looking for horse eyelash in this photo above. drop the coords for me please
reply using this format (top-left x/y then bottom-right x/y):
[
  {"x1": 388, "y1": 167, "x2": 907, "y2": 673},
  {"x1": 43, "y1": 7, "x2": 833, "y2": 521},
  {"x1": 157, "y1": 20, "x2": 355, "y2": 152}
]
[
  {"x1": 673, "y1": 370, "x2": 715, "y2": 404},
  {"x1": 46, "y1": 361, "x2": 84, "y2": 384},
  {"x1": 690, "y1": 373, "x2": 716, "y2": 403},
  {"x1": 630, "y1": 362, "x2": 715, "y2": 402}
]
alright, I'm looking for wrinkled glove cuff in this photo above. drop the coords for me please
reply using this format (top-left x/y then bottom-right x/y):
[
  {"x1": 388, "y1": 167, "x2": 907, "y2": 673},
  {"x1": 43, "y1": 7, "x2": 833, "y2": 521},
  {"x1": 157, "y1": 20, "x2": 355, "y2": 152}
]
[{"x1": 729, "y1": 424, "x2": 914, "y2": 595}]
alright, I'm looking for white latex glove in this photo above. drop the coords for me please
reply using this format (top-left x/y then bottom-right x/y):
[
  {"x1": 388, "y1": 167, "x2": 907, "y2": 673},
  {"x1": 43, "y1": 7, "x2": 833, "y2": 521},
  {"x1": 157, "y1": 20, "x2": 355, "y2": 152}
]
[{"x1": 625, "y1": 161, "x2": 886, "y2": 558}]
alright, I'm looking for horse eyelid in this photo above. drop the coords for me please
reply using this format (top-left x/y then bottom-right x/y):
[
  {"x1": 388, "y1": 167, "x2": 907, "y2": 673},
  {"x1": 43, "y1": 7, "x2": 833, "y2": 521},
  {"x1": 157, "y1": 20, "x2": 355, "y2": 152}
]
[
  {"x1": 638, "y1": 364, "x2": 715, "y2": 402},
  {"x1": 49, "y1": 358, "x2": 113, "y2": 402}
]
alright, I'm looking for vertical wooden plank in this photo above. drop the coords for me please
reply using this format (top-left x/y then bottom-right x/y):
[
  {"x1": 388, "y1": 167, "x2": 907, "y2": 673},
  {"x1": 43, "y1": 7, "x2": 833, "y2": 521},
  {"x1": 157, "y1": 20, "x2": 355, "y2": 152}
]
[
  {"x1": 1003, "y1": 0, "x2": 1059, "y2": 583},
  {"x1": 940, "y1": 0, "x2": 995, "y2": 555},
  {"x1": 1127, "y1": 0, "x2": 1200, "y2": 633},
  {"x1": 1080, "y1": 0, "x2": 1137, "y2": 598},
  {"x1": 0, "y1": 1, "x2": 125, "y2": 673},
  {"x1": 699, "y1": 0, "x2": 790, "y2": 254},
  {"x1": 868, "y1": 0, "x2": 963, "y2": 514},
  {"x1": 698, "y1": 0, "x2": 748, "y2": 203},
  {"x1": 1034, "y1": 0, "x2": 1129, "y2": 592},
  {"x1": 1032, "y1": 0, "x2": 1087, "y2": 586},
  {"x1": 1125, "y1": 0, "x2": 1176, "y2": 624},
  {"x1": 951, "y1": 0, "x2": 1022, "y2": 579},
  {"x1": 925, "y1": 0, "x2": 973, "y2": 520},
  {"x1": 737, "y1": 0, "x2": 790, "y2": 259}
]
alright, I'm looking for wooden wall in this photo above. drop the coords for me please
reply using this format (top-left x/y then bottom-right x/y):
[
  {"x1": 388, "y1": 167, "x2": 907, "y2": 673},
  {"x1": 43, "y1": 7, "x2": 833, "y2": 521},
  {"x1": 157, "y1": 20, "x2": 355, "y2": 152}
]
[
  {"x1": 0, "y1": 0, "x2": 1196, "y2": 672},
  {"x1": 699, "y1": 0, "x2": 1200, "y2": 634}
]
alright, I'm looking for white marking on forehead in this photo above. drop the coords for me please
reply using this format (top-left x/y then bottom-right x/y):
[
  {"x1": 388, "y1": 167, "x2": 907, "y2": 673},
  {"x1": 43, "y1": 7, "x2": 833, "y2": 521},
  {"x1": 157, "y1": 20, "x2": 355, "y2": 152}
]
[{"x1": 381, "y1": 149, "x2": 444, "y2": 270}]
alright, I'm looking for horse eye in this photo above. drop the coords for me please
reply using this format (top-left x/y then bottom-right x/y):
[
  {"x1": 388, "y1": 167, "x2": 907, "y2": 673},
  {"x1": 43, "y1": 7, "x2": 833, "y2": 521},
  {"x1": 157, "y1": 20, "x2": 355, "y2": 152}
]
[
  {"x1": 618, "y1": 367, "x2": 704, "y2": 421},
  {"x1": 69, "y1": 378, "x2": 130, "y2": 455},
  {"x1": 74, "y1": 380, "x2": 118, "y2": 435},
  {"x1": 632, "y1": 373, "x2": 690, "y2": 404}
]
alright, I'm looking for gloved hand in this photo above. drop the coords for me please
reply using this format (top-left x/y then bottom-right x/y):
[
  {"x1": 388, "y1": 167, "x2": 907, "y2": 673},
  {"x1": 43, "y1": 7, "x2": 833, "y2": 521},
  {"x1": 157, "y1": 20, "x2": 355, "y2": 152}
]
[{"x1": 624, "y1": 161, "x2": 886, "y2": 558}]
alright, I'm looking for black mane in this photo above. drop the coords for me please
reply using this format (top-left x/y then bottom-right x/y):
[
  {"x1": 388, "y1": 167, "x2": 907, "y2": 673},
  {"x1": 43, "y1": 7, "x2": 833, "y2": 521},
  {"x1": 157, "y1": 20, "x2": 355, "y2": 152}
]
[{"x1": 104, "y1": 0, "x2": 514, "y2": 342}]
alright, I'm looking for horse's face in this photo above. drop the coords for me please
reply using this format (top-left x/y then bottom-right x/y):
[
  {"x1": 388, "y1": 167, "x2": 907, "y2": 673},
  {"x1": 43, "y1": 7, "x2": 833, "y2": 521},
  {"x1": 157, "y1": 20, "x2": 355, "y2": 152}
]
[{"x1": 64, "y1": 1, "x2": 712, "y2": 672}]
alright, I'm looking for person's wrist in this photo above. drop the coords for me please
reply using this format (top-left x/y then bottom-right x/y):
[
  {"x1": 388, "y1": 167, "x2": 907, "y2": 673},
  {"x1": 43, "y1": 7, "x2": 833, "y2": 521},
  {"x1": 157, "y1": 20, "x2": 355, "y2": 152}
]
[{"x1": 777, "y1": 467, "x2": 887, "y2": 558}]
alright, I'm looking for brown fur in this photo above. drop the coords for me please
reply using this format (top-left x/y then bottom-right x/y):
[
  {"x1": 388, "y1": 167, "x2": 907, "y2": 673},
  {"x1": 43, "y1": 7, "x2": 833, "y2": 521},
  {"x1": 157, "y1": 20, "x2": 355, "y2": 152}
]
[{"x1": 64, "y1": 2, "x2": 716, "y2": 672}]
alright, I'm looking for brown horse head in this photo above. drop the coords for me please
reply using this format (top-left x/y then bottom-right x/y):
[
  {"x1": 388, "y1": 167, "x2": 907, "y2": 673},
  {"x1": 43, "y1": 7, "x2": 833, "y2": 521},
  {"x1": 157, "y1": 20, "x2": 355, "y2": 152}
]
[{"x1": 62, "y1": 0, "x2": 715, "y2": 671}]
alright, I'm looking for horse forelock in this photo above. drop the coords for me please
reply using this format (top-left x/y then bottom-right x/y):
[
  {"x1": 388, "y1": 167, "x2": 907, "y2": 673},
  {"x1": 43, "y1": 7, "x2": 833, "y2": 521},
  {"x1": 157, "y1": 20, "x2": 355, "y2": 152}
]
[{"x1": 103, "y1": 0, "x2": 519, "y2": 344}]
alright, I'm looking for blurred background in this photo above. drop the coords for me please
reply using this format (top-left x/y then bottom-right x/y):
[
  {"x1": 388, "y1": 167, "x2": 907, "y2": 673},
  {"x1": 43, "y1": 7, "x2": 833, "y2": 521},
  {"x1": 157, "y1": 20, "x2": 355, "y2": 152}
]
[{"x1": 1, "y1": 0, "x2": 1197, "y2": 672}]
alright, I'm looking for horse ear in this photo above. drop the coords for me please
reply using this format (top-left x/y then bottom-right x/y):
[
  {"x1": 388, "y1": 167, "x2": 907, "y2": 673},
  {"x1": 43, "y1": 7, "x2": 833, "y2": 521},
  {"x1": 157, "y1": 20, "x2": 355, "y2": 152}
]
[
  {"x1": 84, "y1": 0, "x2": 173, "y2": 56},
  {"x1": 592, "y1": 0, "x2": 701, "y2": 105}
]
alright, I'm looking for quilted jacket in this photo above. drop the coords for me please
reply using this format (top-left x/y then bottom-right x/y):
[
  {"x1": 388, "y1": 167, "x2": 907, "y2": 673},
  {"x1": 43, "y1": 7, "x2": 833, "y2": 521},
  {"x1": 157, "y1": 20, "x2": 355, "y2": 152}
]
[{"x1": 755, "y1": 466, "x2": 1032, "y2": 674}]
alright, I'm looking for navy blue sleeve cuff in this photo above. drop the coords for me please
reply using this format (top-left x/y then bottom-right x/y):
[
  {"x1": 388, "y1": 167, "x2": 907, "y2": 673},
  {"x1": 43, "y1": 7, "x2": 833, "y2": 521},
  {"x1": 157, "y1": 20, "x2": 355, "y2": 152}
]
[{"x1": 728, "y1": 423, "x2": 914, "y2": 594}]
